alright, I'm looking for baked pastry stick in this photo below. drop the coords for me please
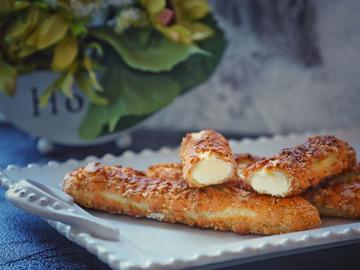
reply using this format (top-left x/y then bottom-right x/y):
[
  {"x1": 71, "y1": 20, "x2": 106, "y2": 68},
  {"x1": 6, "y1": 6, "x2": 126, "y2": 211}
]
[
  {"x1": 180, "y1": 129, "x2": 236, "y2": 188},
  {"x1": 63, "y1": 162, "x2": 321, "y2": 235},
  {"x1": 146, "y1": 163, "x2": 320, "y2": 234},
  {"x1": 234, "y1": 155, "x2": 360, "y2": 219},
  {"x1": 243, "y1": 136, "x2": 356, "y2": 197},
  {"x1": 304, "y1": 166, "x2": 360, "y2": 219},
  {"x1": 235, "y1": 154, "x2": 263, "y2": 179}
]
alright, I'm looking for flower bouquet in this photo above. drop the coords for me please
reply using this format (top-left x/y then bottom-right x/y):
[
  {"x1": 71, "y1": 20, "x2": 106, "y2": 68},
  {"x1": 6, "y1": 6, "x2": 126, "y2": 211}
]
[{"x1": 0, "y1": 0, "x2": 226, "y2": 145}]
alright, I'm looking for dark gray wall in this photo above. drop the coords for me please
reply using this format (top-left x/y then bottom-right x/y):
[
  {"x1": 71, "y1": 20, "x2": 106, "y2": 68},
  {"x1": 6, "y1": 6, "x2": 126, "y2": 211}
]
[{"x1": 144, "y1": 0, "x2": 360, "y2": 133}]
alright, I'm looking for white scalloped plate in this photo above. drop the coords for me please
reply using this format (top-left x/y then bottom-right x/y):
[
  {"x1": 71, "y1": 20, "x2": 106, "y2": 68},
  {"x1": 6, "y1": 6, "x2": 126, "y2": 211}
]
[{"x1": 2, "y1": 127, "x2": 360, "y2": 270}]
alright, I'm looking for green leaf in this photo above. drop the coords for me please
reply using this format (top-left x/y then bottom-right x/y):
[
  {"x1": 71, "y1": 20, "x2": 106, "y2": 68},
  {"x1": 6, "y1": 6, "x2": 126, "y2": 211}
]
[
  {"x1": 111, "y1": 15, "x2": 227, "y2": 133},
  {"x1": 90, "y1": 27, "x2": 201, "y2": 72},
  {"x1": 111, "y1": 16, "x2": 226, "y2": 131},
  {"x1": 86, "y1": 42, "x2": 104, "y2": 57},
  {"x1": 79, "y1": 15, "x2": 226, "y2": 139},
  {"x1": 6, "y1": 7, "x2": 40, "y2": 40},
  {"x1": 83, "y1": 55, "x2": 103, "y2": 92},
  {"x1": 39, "y1": 72, "x2": 74, "y2": 106},
  {"x1": 79, "y1": 53, "x2": 181, "y2": 139},
  {"x1": 0, "y1": 57, "x2": 17, "y2": 96},
  {"x1": 60, "y1": 72, "x2": 74, "y2": 98},
  {"x1": 39, "y1": 78, "x2": 60, "y2": 107},
  {"x1": 70, "y1": 17, "x2": 89, "y2": 36},
  {"x1": 76, "y1": 72, "x2": 108, "y2": 106},
  {"x1": 26, "y1": 12, "x2": 69, "y2": 50},
  {"x1": 172, "y1": 16, "x2": 227, "y2": 93}
]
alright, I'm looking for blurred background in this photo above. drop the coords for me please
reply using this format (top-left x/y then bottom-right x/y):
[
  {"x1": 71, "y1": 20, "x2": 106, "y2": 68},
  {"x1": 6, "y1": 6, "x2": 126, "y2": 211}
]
[
  {"x1": 144, "y1": 0, "x2": 360, "y2": 134},
  {"x1": 0, "y1": 0, "x2": 359, "y2": 148}
]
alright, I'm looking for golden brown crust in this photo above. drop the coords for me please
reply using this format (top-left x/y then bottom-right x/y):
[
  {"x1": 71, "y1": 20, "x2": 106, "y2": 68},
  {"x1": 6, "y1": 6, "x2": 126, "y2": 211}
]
[
  {"x1": 146, "y1": 163, "x2": 183, "y2": 182},
  {"x1": 243, "y1": 135, "x2": 357, "y2": 197},
  {"x1": 304, "y1": 165, "x2": 360, "y2": 219},
  {"x1": 234, "y1": 153, "x2": 263, "y2": 166},
  {"x1": 64, "y1": 162, "x2": 321, "y2": 235},
  {"x1": 180, "y1": 129, "x2": 236, "y2": 187}
]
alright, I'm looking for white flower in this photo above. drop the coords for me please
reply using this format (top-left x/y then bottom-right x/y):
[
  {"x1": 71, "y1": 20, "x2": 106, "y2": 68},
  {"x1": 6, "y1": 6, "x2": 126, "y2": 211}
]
[
  {"x1": 69, "y1": 0, "x2": 100, "y2": 17},
  {"x1": 114, "y1": 7, "x2": 142, "y2": 33}
]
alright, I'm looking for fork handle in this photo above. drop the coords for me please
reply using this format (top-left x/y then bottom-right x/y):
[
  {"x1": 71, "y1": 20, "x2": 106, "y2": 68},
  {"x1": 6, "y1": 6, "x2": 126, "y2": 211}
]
[{"x1": 5, "y1": 179, "x2": 120, "y2": 241}]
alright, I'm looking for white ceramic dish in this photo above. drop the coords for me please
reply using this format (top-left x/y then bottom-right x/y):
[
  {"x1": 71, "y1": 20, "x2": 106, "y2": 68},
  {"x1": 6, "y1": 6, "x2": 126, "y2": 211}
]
[{"x1": 2, "y1": 127, "x2": 360, "y2": 270}]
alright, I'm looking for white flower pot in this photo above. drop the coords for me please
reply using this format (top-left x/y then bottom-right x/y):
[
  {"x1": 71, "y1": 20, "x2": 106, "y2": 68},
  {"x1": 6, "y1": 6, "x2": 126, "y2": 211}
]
[{"x1": 0, "y1": 71, "x2": 129, "y2": 146}]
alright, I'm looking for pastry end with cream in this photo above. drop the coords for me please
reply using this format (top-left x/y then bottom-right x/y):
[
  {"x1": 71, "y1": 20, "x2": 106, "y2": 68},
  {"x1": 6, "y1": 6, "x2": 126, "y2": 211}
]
[
  {"x1": 180, "y1": 129, "x2": 236, "y2": 188},
  {"x1": 191, "y1": 152, "x2": 234, "y2": 186},
  {"x1": 244, "y1": 135, "x2": 356, "y2": 197},
  {"x1": 249, "y1": 168, "x2": 291, "y2": 197}
]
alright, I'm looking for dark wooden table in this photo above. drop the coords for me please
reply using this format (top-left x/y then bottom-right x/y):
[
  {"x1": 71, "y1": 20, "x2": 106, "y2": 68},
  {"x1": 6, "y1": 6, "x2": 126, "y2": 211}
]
[{"x1": 1, "y1": 123, "x2": 359, "y2": 270}]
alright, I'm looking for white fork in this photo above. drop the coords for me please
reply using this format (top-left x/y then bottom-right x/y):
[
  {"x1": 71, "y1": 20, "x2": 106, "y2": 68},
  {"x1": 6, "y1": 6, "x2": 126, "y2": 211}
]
[{"x1": 0, "y1": 171, "x2": 120, "y2": 241}]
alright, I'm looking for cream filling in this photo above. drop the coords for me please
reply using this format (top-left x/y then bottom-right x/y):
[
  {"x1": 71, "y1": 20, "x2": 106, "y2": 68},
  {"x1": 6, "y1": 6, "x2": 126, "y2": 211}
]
[
  {"x1": 190, "y1": 130, "x2": 206, "y2": 140},
  {"x1": 250, "y1": 169, "x2": 290, "y2": 196},
  {"x1": 192, "y1": 155, "x2": 233, "y2": 185},
  {"x1": 147, "y1": 212, "x2": 165, "y2": 221}
]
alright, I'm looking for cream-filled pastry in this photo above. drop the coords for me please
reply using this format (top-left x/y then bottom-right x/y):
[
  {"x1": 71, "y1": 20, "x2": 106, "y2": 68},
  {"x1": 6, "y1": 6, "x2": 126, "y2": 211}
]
[
  {"x1": 243, "y1": 136, "x2": 356, "y2": 197},
  {"x1": 180, "y1": 129, "x2": 236, "y2": 188}
]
